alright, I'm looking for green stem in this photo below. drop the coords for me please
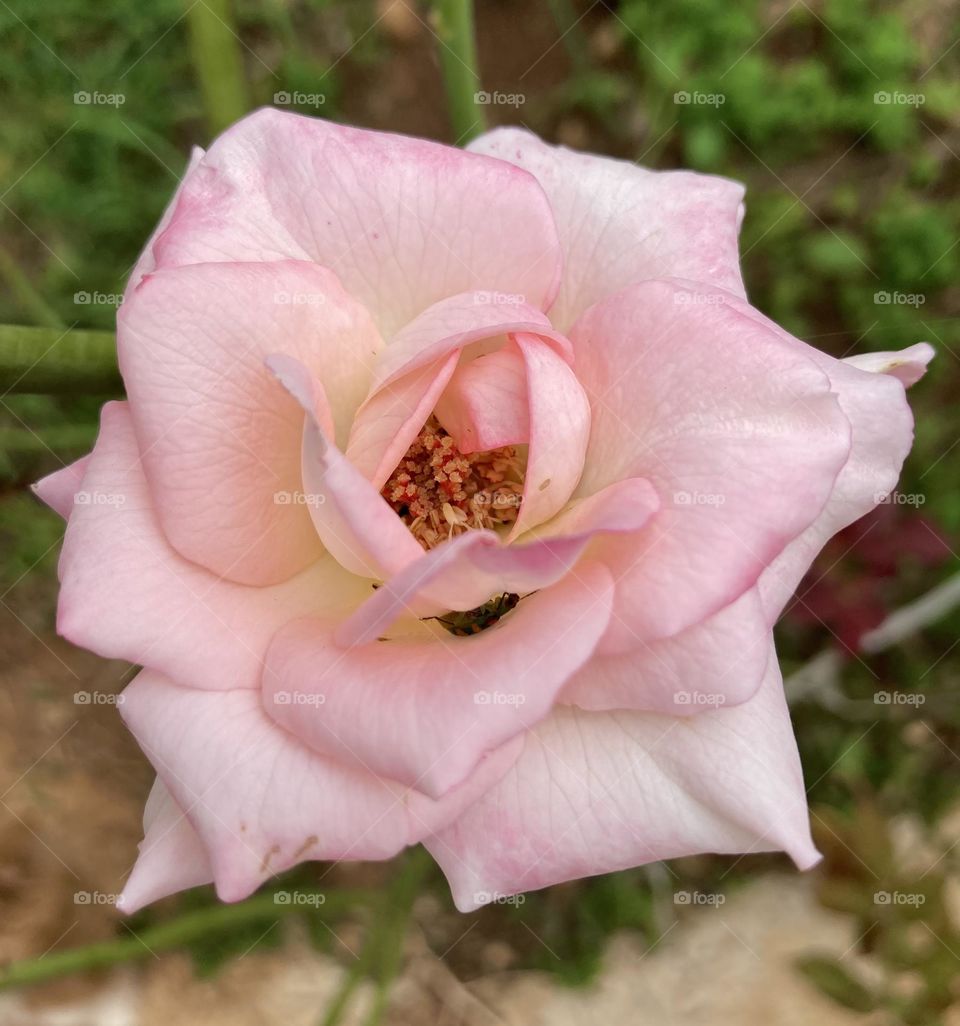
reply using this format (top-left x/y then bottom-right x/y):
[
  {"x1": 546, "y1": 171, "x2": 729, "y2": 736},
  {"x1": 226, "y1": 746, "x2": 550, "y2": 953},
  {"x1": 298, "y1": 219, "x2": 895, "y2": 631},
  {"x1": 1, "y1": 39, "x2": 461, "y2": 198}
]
[
  {"x1": 434, "y1": 0, "x2": 486, "y2": 143},
  {"x1": 0, "y1": 324, "x2": 120, "y2": 395},
  {"x1": 0, "y1": 889, "x2": 370, "y2": 992},
  {"x1": 185, "y1": 0, "x2": 250, "y2": 137},
  {"x1": 321, "y1": 849, "x2": 431, "y2": 1026}
]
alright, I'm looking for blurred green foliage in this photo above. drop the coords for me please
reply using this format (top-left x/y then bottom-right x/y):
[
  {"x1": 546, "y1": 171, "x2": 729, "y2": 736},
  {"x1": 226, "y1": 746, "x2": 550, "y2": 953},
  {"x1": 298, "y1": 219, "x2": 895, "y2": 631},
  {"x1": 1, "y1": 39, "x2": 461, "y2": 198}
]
[{"x1": 1, "y1": 0, "x2": 959, "y2": 1018}]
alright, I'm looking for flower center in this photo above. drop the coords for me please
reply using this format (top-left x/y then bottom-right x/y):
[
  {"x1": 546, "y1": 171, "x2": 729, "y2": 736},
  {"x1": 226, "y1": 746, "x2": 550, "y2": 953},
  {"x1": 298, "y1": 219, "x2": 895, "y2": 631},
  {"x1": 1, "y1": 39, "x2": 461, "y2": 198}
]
[{"x1": 381, "y1": 417, "x2": 523, "y2": 549}]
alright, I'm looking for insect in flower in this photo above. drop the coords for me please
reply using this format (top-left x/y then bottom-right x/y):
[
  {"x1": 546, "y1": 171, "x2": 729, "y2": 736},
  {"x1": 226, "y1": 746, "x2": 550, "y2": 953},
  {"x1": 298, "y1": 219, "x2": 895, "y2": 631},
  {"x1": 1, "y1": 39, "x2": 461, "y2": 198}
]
[{"x1": 428, "y1": 592, "x2": 522, "y2": 636}]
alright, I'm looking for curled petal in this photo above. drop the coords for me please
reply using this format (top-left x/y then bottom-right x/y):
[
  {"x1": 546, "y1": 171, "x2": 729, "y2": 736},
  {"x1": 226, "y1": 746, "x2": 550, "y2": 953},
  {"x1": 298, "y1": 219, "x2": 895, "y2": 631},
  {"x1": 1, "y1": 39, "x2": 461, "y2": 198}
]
[
  {"x1": 263, "y1": 561, "x2": 614, "y2": 799},
  {"x1": 32, "y1": 454, "x2": 90, "y2": 520}
]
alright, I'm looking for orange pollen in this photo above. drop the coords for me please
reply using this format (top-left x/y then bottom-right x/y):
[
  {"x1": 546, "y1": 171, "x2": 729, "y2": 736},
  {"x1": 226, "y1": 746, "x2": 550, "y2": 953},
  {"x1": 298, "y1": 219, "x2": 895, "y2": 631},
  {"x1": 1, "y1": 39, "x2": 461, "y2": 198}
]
[{"x1": 381, "y1": 417, "x2": 524, "y2": 549}]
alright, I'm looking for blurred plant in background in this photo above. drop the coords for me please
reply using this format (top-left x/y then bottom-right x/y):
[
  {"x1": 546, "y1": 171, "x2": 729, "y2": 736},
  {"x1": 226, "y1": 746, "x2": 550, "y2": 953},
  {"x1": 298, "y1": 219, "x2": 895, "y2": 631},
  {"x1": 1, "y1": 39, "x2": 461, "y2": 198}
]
[{"x1": 1, "y1": 1, "x2": 959, "y2": 1022}]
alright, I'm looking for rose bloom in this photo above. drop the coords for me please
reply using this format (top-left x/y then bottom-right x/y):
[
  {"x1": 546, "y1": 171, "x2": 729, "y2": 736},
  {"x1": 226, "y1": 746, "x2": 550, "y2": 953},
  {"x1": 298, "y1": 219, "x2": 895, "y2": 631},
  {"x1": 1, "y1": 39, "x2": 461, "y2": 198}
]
[{"x1": 34, "y1": 112, "x2": 932, "y2": 913}]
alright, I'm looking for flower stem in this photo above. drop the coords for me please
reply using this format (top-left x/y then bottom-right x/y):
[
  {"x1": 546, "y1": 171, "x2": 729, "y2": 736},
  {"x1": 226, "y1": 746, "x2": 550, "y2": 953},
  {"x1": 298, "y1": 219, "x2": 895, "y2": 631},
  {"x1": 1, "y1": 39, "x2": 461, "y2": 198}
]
[
  {"x1": 0, "y1": 889, "x2": 370, "y2": 992},
  {"x1": 0, "y1": 324, "x2": 120, "y2": 395},
  {"x1": 185, "y1": 0, "x2": 250, "y2": 137},
  {"x1": 433, "y1": 0, "x2": 486, "y2": 143}
]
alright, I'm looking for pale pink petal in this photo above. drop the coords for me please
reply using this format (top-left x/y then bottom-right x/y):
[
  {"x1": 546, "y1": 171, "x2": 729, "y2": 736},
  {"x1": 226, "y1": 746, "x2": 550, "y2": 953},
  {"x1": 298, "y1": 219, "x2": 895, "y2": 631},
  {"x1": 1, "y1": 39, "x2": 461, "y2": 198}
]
[
  {"x1": 117, "y1": 778, "x2": 214, "y2": 913},
  {"x1": 367, "y1": 291, "x2": 570, "y2": 395},
  {"x1": 151, "y1": 110, "x2": 563, "y2": 335},
  {"x1": 57, "y1": 401, "x2": 369, "y2": 689},
  {"x1": 757, "y1": 344, "x2": 931, "y2": 621},
  {"x1": 469, "y1": 127, "x2": 746, "y2": 331},
  {"x1": 843, "y1": 341, "x2": 934, "y2": 388},
  {"x1": 118, "y1": 260, "x2": 382, "y2": 585},
  {"x1": 125, "y1": 146, "x2": 205, "y2": 297},
  {"x1": 335, "y1": 477, "x2": 659, "y2": 643},
  {"x1": 561, "y1": 587, "x2": 771, "y2": 714},
  {"x1": 509, "y1": 333, "x2": 591, "y2": 537},
  {"x1": 433, "y1": 345, "x2": 529, "y2": 453},
  {"x1": 569, "y1": 279, "x2": 851, "y2": 643},
  {"x1": 345, "y1": 353, "x2": 460, "y2": 488},
  {"x1": 263, "y1": 561, "x2": 613, "y2": 799},
  {"x1": 267, "y1": 354, "x2": 424, "y2": 579},
  {"x1": 119, "y1": 670, "x2": 523, "y2": 902},
  {"x1": 31, "y1": 454, "x2": 91, "y2": 519},
  {"x1": 427, "y1": 640, "x2": 818, "y2": 911}
]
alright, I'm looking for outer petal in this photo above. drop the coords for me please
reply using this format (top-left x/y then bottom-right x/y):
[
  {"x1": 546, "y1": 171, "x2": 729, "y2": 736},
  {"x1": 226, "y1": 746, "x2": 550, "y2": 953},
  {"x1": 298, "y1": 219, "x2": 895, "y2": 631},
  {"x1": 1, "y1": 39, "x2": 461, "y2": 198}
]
[
  {"x1": 119, "y1": 670, "x2": 523, "y2": 902},
  {"x1": 31, "y1": 454, "x2": 90, "y2": 519},
  {"x1": 263, "y1": 562, "x2": 613, "y2": 799},
  {"x1": 709, "y1": 305, "x2": 932, "y2": 621},
  {"x1": 125, "y1": 145, "x2": 205, "y2": 296},
  {"x1": 118, "y1": 260, "x2": 383, "y2": 586},
  {"x1": 469, "y1": 127, "x2": 746, "y2": 331},
  {"x1": 427, "y1": 641, "x2": 819, "y2": 911},
  {"x1": 151, "y1": 110, "x2": 563, "y2": 335},
  {"x1": 570, "y1": 279, "x2": 851, "y2": 643},
  {"x1": 561, "y1": 587, "x2": 771, "y2": 714},
  {"x1": 117, "y1": 778, "x2": 214, "y2": 913},
  {"x1": 57, "y1": 401, "x2": 369, "y2": 689},
  {"x1": 843, "y1": 342, "x2": 934, "y2": 388}
]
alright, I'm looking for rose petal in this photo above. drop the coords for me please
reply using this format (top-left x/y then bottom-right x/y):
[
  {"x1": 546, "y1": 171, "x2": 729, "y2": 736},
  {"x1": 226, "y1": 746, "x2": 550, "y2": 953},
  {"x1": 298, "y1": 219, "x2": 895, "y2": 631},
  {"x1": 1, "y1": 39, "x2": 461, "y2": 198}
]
[
  {"x1": 267, "y1": 354, "x2": 425, "y2": 579},
  {"x1": 151, "y1": 110, "x2": 563, "y2": 335},
  {"x1": 117, "y1": 778, "x2": 214, "y2": 913},
  {"x1": 57, "y1": 401, "x2": 368, "y2": 689},
  {"x1": 569, "y1": 279, "x2": 851, "y2": 643},
  {"x1": 263, "y1": 561, "x2": 613, "y2": 799},
  {"x1": 119, "y1": 260, "x2": 383, "y2": 586},
  {"x1": 119, "y1": 670, "x2": 523, "y2": 902},
  {"x1": 32, "y1": 454, "x2": 91, "y2": 519},
  {"x1": 427, "y1": 640, "x2": 818, "y2": 911},
  {"x1": 561, "y1": 587, "x2": 771, "y2": 714},
  {"x1": 469, "y1": 127, "x2": 746, "y2": 331}
]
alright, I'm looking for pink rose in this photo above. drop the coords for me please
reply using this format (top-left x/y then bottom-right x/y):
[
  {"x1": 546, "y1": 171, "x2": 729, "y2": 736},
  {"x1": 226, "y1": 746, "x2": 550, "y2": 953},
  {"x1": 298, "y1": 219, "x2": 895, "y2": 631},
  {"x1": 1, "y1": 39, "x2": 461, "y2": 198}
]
[{"x1": 35, "y1": 112, "x2": 931, "y2": 913}]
